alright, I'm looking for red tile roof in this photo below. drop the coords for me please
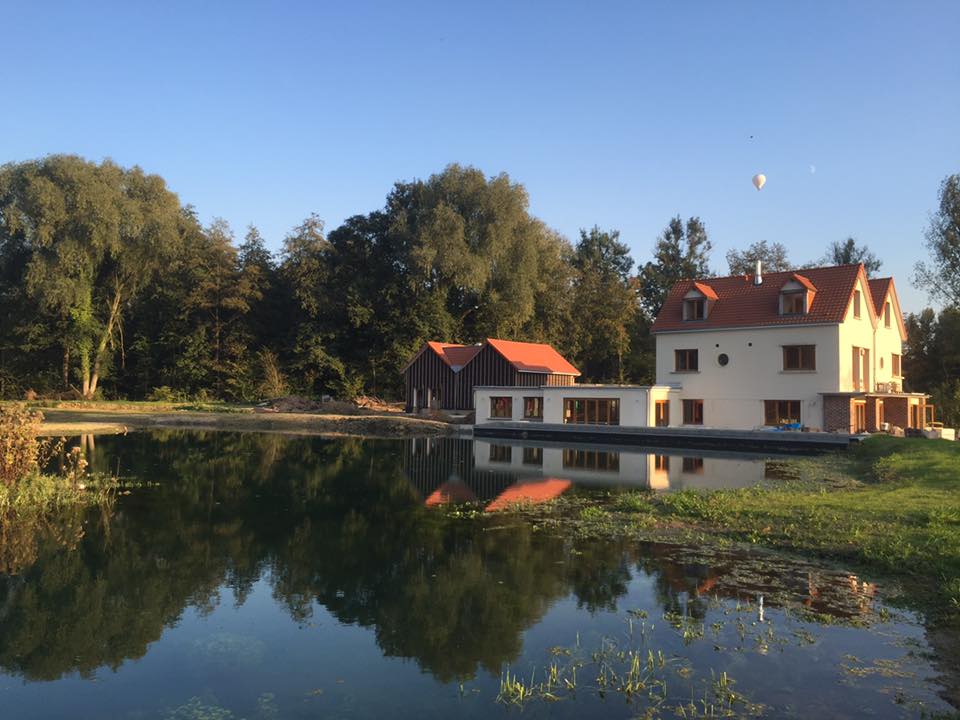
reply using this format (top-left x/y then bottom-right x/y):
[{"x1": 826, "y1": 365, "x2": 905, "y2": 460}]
[
  {"x1": 486, "y1": 338, "x2": 581, "y2": 376},
  {"x1": 424, "y1": 481, "x2": 478, "y2": 506},
  {"x1": 484, "y1": 478, "x2": 572, "y2": 512},
  {"x1": 425, "y1": 342, "x2": 482, "y2": 370},
  {"x1": 652, "y1": 264, "x2": 865, "y2": 333},
  {"x1": 868, "y1": 278, "x2": 893, "y2": 315}
]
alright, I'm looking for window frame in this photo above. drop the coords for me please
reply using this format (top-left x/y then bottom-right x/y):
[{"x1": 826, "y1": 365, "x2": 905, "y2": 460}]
[
  {"x1": 892, "y1": 353, "x2": 901, "y2": 377},
  {"x1": 488, "y1": 444, "x2": 512, "y2": 463},
  {"x1": 682, "y1": 399, "x2": 704, "y2": 425},
  {"x1": 522, "y1": 396, "x2": 543, "y2": 420},
  {"x1": 782, "y1": 344, "x2": 816, "y2": 372},
  {"x1": 763, "y1": 399, "x2": 802, "y2": 426},
  {"x1": 674, "y1": 348, "x2": 699, "y2": 372},
  {"x1": 654, "y1": 399, "x2": 670, "y2": 427},
  {"x1": 853, "y1": 290, "x2": 861, "y2": 319},
  {"x1": 489, "y1": 396, "x2": 513, "y2": 419},
  {"x1": 562, "y1": 398, "x2": 620, "y2": 426},
  {"x1": 884, "y1": 301, "x2": 891, "y2": 328},
  {"x1": 781, "y1": 290, "x2": 805, "y2": 315},
  {"x1": 683, "y1": 297, "x2": 706, "y2": 321}
]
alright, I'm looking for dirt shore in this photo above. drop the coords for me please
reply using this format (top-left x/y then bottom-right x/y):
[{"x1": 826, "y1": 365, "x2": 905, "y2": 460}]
[{"x1": 37, "y1": 407, "x2": 462, "y2": 438}]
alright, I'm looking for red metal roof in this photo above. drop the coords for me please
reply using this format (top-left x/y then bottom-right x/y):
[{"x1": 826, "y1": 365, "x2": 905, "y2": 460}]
[
  {"x1": 485, "y1": 338, "x2": 581, "y2": 376},
  {"x1": 868, "y1": 278, "x2": 893, "y2": 315},
  {"x1": 425, "y1": 342, "x2": 482, "y2": 370},
  {"x1": 788, "y1": 273, "x2": 817, "y2": 292},
  {"x1": 652, "y1": 264, "x2": 865, "y2": 333},
  {"x1": 691, "y1": 282, "x2": 718, "y2": 300}
]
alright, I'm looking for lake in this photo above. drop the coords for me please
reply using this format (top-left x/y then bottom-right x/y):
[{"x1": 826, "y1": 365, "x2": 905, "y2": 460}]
[{"x1": 0, "y1": 430, "x2": 955, "y2": 718}]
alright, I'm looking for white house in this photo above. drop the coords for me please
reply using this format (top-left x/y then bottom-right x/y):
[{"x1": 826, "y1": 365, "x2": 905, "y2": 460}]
[{"x1": 474, "y1": 263, "x2": 932, "y2": 433}]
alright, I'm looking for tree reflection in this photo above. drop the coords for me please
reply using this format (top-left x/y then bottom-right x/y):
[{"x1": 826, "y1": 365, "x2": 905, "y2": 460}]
[{"x1": 0, "y1": 432, "x2": 892, "y2": 687}]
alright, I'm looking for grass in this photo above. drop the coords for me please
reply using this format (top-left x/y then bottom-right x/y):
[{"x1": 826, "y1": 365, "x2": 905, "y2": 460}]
[{"x1": 511, "y1": 436, "x2": 960, "y2": 621}]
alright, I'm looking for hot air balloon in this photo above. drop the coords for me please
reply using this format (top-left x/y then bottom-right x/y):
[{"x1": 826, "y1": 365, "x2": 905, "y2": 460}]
[{"x1": 752, "y1": 174, "x2": 766, "y2": 191}]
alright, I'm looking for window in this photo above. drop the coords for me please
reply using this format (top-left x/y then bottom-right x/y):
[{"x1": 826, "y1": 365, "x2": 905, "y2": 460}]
[
  {"x1": 783, "y1": 345, "x2": 816, "y2": 371},
  {"x1": 674, "y1": 349, "x2": 699, "y2": 372},
  {"x1": 764, "y1": 400, "x2": 801, "y2": 426},
  {"x1": 488, "y1": 444, "x2": 512, "y2": 463},
  {"x1": 683, "y1": 298, "x2": 706, "y2": 321},
  {"x1": 654, "y1": 455, "x2": 669, "y2": 471},
  {"x1": 682, "y1": 399, "x2": 704, "y2": 425},
  {"x1": 892, "y1": 353, "x2": 901, "y2": 377},
  {"x1": 655, "y1": 399, "x2": 670, "y2": 427},
  {"x1": 884, "y1": 301, "x2": 891, "y2": 328},
  {"x1": 522, "y1": 447, "x2": 543, "y2": 466},
  {"x1": 563, "y1": 398, "x2": 620, "y2": 425},
  {"x1": 490, "y1": 397, "x2": 513, "y2": 418},
  {"x1": 682, "y1": 456, "x2": 704, "y2": 473},
  {"x1": 782, "y1": 291, "x2": 805, "y2": 315},
  {"x1": 853, "y1": 290, "x2": 861, "y2": 318},
  {"x1": 523, "y1": 396, "x2": 543, "y2": 419},
  {"x1": 562, "y1": 448, "x2": 620, "y2": 472}
]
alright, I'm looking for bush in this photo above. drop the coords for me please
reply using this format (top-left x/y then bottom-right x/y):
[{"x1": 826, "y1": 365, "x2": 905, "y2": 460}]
[{"x1": 0, "y1": 404, "x2": 45, "y2": 487}]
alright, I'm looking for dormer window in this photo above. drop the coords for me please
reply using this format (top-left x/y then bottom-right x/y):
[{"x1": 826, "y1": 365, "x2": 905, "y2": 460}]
[
  {"x1": 683, "y1": 297, "x2": 706, "y2": 320},
  {"x1": 682, "y1": 282, "x2": 717, "y2": 321},
  {"x1": 782, "y1": 291, "x2": 805, "y2": 315},
  {"x1": 779, "y1": 274, "x2": 816, "y2": 316}
]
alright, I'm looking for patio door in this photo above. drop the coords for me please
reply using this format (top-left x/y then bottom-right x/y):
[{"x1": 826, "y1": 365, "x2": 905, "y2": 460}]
[{"x1": 854, "y1": 401, "x2": 867, "y2": 433}]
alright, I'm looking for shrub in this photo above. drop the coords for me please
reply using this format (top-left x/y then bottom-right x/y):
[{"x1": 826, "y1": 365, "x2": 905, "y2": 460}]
[
  {"x1": 0, "y1": 404, "x2": 46, "y2": 487},
  {"x1": 257, "y1": 349, "x2": 287, "y2": 399}
]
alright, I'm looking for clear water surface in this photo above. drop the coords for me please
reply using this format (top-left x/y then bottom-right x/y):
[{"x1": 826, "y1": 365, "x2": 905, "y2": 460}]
[{"x1": 0, "y1": 431, "x2": 955, "y2": 719}]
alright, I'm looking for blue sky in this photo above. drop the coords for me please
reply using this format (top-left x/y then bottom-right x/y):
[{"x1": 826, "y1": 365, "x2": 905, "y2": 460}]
[{"x1": 3, "y1": 1, "x2": 958, "y2": 312}]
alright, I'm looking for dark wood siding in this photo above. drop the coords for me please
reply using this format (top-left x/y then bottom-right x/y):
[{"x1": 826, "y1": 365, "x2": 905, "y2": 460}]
[
  {"x1": 402, "y1": 437, "x2": 521, "y2": 503},
  {"x1": 519, "y1": 372, "x2": 577, "y2": 387},
  {"x1": 457, "y1": 344, "x2": 519, "y2": 409},
  {"x1": 403, "y1": 346, "x2": 456, "y2": 412},
  {"x1": 545, "y1": 374, "x2": 576, "y2": 386}
]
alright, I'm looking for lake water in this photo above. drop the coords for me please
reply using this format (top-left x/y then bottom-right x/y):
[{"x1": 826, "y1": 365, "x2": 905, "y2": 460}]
[{"x1": 0, "y1": 431, "x2": 955, "y2": 718}]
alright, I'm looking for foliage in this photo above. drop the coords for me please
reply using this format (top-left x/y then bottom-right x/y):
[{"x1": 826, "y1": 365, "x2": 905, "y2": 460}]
[
  {"x1": 903, "y1": 306, "x2": 960, "y2": 424},
  {"x1": 725, "y1": 240, "x2": 791, "y2": 275},
  {"x1": 569, "y1": 227, "x2": 637, "y2": 381},
  {"x1": 915, "y1": 173, "x2": 960, "y2": 307},
  {"x1": 819, "y1": 237, "x2": 882, "y2": 275},
  {"x1": 638, "y1": 216, "x2": 712, "y2": 319},
  {"x1": 0, "y1": 403, "x2": 45, "y2": 486},
  {"x1": 1, "y1": 154, "x2": 946, "y2": 404}
]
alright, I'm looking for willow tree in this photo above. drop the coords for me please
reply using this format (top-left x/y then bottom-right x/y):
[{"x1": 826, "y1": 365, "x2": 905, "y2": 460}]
[{"x1": 0, "y1": 156, "x2": 181, "y2": 398}]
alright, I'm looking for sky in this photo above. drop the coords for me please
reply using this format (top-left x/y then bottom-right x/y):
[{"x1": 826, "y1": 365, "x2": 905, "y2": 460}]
[{"x1": 3, "y1": 1, "x2": 958, "y2": 313}]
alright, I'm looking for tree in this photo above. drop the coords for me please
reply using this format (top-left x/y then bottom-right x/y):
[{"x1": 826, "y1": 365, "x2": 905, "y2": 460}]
[
  {"x1": 726, "y1": 240, "x2": 791, "y2": 276},
  {"x1": 819, "y1": 237, "x2": 882, "y2": 275},
  {"x1": 569, "y1": 227, "x2": 637, "y2": 382},
  {"x1": 638, "y1": 216, "x2": 711, "y2": 319},
  {"x1": 0, "y1": 156, "x2": 182, "y2": 398},
  {"x1": 915, "y1": 174, "x2": 960, "y2": 307}
]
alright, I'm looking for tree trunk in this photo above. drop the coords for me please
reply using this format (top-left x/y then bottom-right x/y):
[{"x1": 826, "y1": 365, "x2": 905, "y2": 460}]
[
  {"x1": 62, "y1": 346, "x2": 70, "y2": 389},
  {"x1": 85, "y1": 283, "x2": 124, "y2": 399}
]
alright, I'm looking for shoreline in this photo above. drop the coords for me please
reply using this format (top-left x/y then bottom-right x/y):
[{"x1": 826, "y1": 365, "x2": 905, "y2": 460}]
[{"x1": 35, "y1": 407, "x2": 462, "y2": 439}]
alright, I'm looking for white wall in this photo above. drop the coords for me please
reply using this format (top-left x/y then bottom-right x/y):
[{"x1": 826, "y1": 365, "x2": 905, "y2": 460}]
[{"x1": 655, "y1": 324, "x2": 840, "y2": 429}]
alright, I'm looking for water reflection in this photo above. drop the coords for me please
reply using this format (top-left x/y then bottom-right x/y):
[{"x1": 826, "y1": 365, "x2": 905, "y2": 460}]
[
  {"x1": 405, "y1": 438, "x2": 773, "y2": 510},
  {"x1": 0, "y1": 430, "x2": 953, "y2": 719}
]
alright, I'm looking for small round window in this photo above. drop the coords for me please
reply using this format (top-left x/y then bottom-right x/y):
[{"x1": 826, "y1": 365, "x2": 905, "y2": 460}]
[{"x1": 717, "y1": 353, "x2": 730, "y2": 367}]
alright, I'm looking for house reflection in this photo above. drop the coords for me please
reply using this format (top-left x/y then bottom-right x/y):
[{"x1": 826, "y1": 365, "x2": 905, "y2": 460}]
[{"x1": 403, "y1": 438, "x2": 772, "y2": 511}]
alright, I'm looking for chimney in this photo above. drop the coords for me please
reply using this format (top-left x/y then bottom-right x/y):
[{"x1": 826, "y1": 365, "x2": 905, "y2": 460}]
[{"x1": 754, "y1": 259, "x2": 763, "y2": 286}]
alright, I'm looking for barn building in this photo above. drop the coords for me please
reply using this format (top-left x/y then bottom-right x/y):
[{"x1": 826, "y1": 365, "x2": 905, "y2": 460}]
[{"x1": 402, "y1": 338, "x2": 579, "y2": 412}]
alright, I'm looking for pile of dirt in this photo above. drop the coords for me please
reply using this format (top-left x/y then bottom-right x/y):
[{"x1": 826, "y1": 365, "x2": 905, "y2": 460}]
[
  {"x1": 354, "y1": 395, "x2": 403, "y2": 413},
  {"x1": 256, "y1": 395, "x2": 324, "y2": 413},
  {"x1": 256, "y1": 395, "x2": 403, "y2": 416}
]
